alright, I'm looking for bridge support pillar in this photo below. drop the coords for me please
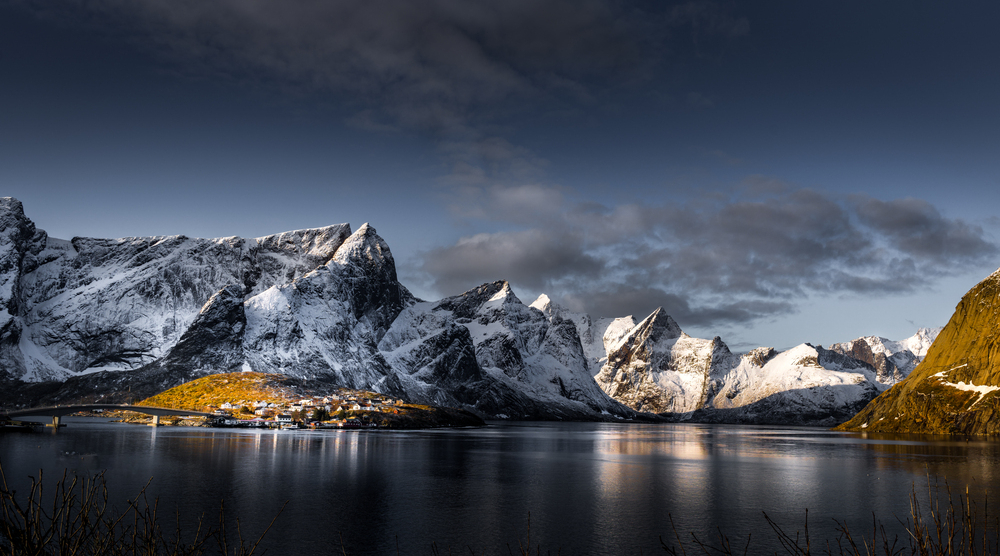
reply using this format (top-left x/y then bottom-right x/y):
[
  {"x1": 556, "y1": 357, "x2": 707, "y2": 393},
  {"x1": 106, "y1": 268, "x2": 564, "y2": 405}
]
[
  {"x1": 47, "y1": 415, "x2": 61, "y2": 428},
  {"x1": 150, "y1": 415, "x2": 160, "y2": 427}
]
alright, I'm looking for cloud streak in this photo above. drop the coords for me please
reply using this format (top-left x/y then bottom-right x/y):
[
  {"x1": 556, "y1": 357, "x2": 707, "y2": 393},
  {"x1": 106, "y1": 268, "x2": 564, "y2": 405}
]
[{"x1": 416, "y1": 183, "x2": 999, "y2": 327}]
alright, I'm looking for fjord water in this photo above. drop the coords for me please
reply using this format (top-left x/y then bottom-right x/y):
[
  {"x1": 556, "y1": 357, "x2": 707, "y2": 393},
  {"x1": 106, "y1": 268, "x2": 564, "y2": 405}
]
[{"x1": 3, "y1": 420, "x2": 1000, "y2": 555}]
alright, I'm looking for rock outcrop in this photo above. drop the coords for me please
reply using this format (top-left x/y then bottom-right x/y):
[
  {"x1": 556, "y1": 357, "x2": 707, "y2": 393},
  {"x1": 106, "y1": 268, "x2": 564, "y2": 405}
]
[{"x1": 829, "y1": 328, "x2": 940, "y2": 383}]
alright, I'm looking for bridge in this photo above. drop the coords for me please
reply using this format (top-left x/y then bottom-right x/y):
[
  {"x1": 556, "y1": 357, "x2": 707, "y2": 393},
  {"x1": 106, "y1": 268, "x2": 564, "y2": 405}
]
[{"x1": 3, "y1": 404, "x2": 215, "y2": 428}]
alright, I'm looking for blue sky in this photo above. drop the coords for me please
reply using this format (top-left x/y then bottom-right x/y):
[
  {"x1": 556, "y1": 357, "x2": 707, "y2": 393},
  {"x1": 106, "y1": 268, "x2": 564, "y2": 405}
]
[{"x1": 3, "y1": 1, "x2": 999, "y2": 351}]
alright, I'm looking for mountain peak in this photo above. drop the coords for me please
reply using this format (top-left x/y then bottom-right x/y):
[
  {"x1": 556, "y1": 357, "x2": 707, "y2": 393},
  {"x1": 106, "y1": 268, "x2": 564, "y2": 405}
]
[
  {"x1": 529, "y1": 293, "x2": 552, "y2": 314},
  {"x1": 333, "y1": 223, "x2": 395, "y2": 272},
  {"x1": 639, "y1": 307, "x2": 683, "y2": 342},
  {"x1": 433, "y1": 280, "x2": 524, "y2": 320},
  {"x1": 0, "y1": 197, "x2": 25, "y2": 217}
]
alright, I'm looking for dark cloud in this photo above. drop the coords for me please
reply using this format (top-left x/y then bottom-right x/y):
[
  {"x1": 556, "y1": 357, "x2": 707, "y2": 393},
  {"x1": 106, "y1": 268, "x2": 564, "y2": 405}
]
[
  {"x1": 417, "y1": 185, "x2": 999, "y2": 328},
  {"x1": 560, "y1": 285, "x2": 794, "y2": 328},
  {"x1": 419, "y1": 229, "x2": 605, "y2": 295},
  {"x1": 36, "y1": 0, "x2": 650, "y2": 134},
  {"x1": 852, "y1": 196, "x2": 998, "y2": 263}
]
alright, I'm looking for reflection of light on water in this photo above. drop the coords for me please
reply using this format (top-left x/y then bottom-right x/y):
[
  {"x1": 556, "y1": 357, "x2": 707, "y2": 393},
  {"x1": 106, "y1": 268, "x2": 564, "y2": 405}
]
[
  {"x1": 593, "y1": 426, "x2": 708, "y2": 459},
  {"x1": 590, "y1": 425, "x2": 837, "y2": 521}
]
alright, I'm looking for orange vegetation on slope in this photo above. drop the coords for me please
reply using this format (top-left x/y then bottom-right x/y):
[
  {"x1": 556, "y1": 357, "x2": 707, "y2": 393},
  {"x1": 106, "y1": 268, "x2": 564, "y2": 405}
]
[
  {"x1": 837, "y1": 268, "x2": 1000, "y2": 434},
  {"x1": 138, "y1": 372, "x2": 301, "y2": 412}
]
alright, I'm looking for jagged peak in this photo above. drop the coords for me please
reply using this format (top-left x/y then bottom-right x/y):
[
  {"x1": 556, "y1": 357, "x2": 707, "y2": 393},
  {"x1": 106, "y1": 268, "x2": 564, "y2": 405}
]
[
  {"x1": 0, "y1": 197, "x2": 25, "y2": 217},
  {"x1": 59, "y1": 224, "x2": 351, "y2": 258},
  {"x1": 489, "y1": 281, "x2": 521, "y2": 303},
  {"x1": 434, "y1": 280, "x2": 524, "y2": 319},
  {"x1": 711, "y1": 335, "x2": 731, "y2": 354},
  {"x1": 332, "y1": 222, "x2": 395, "y2": 269},
  {"x1": 0, "y1": 197, "x2": 36, "y2": 239},
  {"x1": 607, "y1": 307, "x2": 682, "y2": 353},
  {"x1": 529, "y1": 293, "x2": 552, "y2": 314},
  {"x1": 636, "y1": 307, "x2": 682, "y2": 340},
  {"x1": 467, "y1": 280, "x2": 515, "y2": 302}
]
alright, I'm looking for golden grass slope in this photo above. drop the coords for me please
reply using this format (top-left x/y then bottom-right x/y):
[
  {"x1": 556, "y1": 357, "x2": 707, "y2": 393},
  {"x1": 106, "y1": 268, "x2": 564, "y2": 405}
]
[
  {"x1": 138, "y1": 372, "x2": 300, "y2": 412},
  {"x1": 837, "y1": 268, "x2": 1000, "y2": 434}
]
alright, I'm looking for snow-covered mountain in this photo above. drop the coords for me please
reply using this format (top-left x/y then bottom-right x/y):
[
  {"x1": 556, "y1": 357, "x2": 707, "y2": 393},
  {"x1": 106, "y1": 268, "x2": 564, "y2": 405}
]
[
  {"x1": 2, "y1": 193, "x2": 355, "y2": 383},
  {"x1": 0, "y1": 197, "x2": 941, "y2": 424},
  {"x1": 693, "y1": 344, "x2": 885, "y2": 425},
  {"x1": 0, "y1": 198, "x2": 635, "y2": 419},
  {"x1": 535, "y1": 294, "x2": 939, "y2": 425},
  {"x1": 529, "y1": 294, "x2": 635, "y2": 375},
  {"x1": 828, "y1": 328, "x2": 941, "y2": 383},
  {"x1": 137, "y1": 223, "x2": 411, "y2": 395},
  {"x1": 594, "y1": 308, "x2": 727, "y2": 413},
  {"x1": 380, "y1": 282, "x2": 634, "y2": 418}
]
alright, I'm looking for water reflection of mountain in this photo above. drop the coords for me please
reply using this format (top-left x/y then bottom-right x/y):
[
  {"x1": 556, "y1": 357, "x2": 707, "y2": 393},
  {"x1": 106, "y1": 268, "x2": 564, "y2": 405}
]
[{"x1": 6, "y1": 420, "x2": 1000, "y2": 554}]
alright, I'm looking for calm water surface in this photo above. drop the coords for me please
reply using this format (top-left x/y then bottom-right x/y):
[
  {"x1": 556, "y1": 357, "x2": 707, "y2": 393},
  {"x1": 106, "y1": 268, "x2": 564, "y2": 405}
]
[{"x1": 2, "y1": 418, "x2": 999, "y2": 555}]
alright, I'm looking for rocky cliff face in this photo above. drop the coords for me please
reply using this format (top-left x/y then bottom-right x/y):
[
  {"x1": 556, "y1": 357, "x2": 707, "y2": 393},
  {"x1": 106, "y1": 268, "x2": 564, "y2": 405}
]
[
  {"x1": 838, "y1": 269, "x2": 1000, "y2": 434},
  {"x1": 4, "y1": 214, "x2": 409, "y2": 401},
  {"x1": 829, "y1": 328, "x2": 940, "y2": 383},
  {"x1": 380, "y1": 282, "x2": 636, "y2": 419},
  {"x1": 0, "y1": 197, "x2": 45, "y2": 381},
  {"x1": 5, "y1": 207, "x2": 352, "y2": 382},
  {"x1": 594, "y1": 308, "x2": 720, "y2": 413},
  {"x1": 529, "y1": 294, "x2": 636, "y2": 375}
]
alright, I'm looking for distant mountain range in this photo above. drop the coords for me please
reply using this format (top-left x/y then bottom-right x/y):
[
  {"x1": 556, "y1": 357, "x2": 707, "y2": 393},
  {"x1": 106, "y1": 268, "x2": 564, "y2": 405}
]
[
  {"x1": 0, "y1": 197, "x2": 943, "y2": 424},
  {"x1": 533, "y1": 292, "x2": 938, "y2": 425}
]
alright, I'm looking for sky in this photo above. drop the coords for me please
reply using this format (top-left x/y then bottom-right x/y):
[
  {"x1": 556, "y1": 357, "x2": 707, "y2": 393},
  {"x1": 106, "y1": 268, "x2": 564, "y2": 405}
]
[{"x1": 2, "y1": 1, "x2": 999, "y2": 351}]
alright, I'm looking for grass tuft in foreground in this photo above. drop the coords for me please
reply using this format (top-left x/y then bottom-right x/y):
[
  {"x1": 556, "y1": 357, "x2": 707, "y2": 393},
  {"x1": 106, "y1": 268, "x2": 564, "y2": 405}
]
[
  {"x1": 5, "y1": 460, "x2": 999, "y2": 555},
  {"x1": 0, "y1": 460, "x2": 283, "y2": 556},
  {"x1": 662, "y1": 483, "x2": 1000, "y2": 556}
]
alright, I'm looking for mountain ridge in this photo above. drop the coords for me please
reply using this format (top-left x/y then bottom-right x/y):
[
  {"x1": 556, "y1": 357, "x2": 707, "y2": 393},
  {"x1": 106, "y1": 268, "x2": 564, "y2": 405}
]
[{"x1": 0, "y1": 197, "x2": 943, "y2": 425}]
